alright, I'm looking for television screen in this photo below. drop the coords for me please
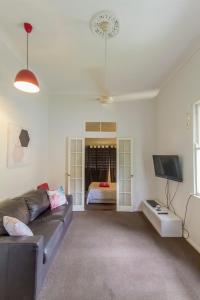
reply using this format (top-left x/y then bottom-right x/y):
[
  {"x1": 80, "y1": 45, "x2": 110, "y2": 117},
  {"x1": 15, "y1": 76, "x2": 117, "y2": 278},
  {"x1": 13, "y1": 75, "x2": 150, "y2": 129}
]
[{"x1": 153, "y1": 155, "x2": 183, "y2": 182}]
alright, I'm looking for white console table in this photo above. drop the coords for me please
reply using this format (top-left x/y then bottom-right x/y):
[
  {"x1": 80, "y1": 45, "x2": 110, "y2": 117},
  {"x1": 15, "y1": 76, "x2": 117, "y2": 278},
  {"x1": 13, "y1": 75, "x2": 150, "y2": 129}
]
[{"x1": 142, "y1": 200, "x2": 182, "y2": 237}]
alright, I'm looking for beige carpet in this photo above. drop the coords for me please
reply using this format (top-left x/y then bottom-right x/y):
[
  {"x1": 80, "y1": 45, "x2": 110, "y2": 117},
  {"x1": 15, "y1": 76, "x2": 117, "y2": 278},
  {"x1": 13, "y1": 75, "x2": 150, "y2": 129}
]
[{"x1": 38, "y1": 211, "x2": 200, "y2": 300}]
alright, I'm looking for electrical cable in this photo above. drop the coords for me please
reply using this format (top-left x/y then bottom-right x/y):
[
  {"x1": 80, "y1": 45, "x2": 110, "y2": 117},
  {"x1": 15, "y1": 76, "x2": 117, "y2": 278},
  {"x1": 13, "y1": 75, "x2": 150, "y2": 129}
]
[
  {"x1": 163, "y1": 180, "x2": 169, "y2": 208},
  {"x1": 168, "y1": 182, "x2": 179, "y2": 214},
  {"x1": 167, "y1": 180, "x2": 170, "y2": 208},
  {"x1": 26, "y1": 32, "x2": 29, "y2": 69},
  {"x1": 163, "y1": 179, "x2": 171, "y2": 209},
  {"x1": 182, "y1": 194, "x2": 194, "y2": 239},
  {"x1": 158, "y1": 181, "x2": 168, "y2": 208},
  {"x1": 161, "y1": 178, "x2": 194, "y2": 239}
]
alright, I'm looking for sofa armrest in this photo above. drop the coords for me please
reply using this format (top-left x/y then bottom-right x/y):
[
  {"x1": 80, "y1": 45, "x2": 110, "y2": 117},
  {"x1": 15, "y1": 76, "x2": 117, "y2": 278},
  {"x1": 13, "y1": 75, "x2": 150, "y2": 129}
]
[
  {"x1": 0, "y1": 234, "x2": 43, "y2": 245},
  {"x1": 0, "y1": 235, "x2": 44, "y2": 300},
  {"x1": 66, "y1": 194, "x2": 73, "y2": 205}
]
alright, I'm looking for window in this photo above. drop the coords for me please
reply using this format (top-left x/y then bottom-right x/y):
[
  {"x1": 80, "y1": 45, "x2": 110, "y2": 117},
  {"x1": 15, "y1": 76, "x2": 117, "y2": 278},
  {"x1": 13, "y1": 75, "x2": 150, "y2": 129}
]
[{"x1": 194, "y1": 102, "x2": 200, "y2": 195}]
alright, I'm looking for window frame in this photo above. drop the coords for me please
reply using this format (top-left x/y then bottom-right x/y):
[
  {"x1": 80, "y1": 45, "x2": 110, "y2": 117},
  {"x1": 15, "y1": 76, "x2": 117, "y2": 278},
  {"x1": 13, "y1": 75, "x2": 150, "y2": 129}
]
[{"x1": 193, "y1": 101, "x2": 200, "y2": 196}]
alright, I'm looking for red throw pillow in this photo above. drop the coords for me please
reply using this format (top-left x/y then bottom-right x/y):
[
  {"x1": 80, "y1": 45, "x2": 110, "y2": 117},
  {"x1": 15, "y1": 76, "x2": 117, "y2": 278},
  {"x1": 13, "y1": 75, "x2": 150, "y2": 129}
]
[
  {"x1": 99, "y1": 182, "x2": 110, "y2": 188},
  {"x1": 37, "y1": 183, "x2": 49, "y2": 191}
]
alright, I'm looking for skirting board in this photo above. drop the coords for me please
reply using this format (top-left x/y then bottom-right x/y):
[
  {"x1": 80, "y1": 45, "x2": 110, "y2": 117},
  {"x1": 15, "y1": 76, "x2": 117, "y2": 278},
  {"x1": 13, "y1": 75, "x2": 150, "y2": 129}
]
[
  {"x1": 187, "y1": 237, "x2": 200, "y2": 254},
  {"x1": 73, "y1": 205, "x2": 136, "y2": 212},
  {"x1": 117, "y1": 206, "x2": 134, "y2": 212}
]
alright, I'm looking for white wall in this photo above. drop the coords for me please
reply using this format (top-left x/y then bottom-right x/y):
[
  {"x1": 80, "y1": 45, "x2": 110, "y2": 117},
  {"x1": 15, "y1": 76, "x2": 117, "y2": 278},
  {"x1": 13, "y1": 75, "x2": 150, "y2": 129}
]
[
  {"x1": 0, "y1": 36, "x2": 49, "y2": 200},
  {"x1": 48, "y1": 95, "x2": 156, "y2": 210},
  {"x1": 155, "y1": 50, "x2": 200, "y2": 252},
  {"x1": 0, "y1": 86, "x2": 49, "y2": 200}
]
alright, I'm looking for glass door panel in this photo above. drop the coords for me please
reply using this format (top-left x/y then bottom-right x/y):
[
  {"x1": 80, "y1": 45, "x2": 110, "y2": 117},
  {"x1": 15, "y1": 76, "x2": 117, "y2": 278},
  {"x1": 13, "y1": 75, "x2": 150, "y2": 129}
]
[
  {"x1": 68, "y1": 138, "x2": 84, "y2": 210},
  {"x1": 117, "y1": 138, "x2": 133, "y2": 210}
]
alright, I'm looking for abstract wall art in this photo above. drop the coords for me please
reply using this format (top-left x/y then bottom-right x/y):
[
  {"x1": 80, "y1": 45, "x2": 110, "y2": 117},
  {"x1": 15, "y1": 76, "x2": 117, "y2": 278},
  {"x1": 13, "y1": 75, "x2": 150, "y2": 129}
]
[{"x1": 7, "y1": 123, "x2": 31, "y2": 168}]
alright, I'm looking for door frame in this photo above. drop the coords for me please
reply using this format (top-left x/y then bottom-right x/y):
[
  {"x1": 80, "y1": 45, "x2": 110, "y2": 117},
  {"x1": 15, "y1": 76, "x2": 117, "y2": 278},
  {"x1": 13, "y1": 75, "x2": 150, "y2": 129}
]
[
  {"x1": 67, "y1": 137, "x2": 85, "y2": 211},
  {"x1": 66, "y1": 136, "x2": 134, "y2": 212}
]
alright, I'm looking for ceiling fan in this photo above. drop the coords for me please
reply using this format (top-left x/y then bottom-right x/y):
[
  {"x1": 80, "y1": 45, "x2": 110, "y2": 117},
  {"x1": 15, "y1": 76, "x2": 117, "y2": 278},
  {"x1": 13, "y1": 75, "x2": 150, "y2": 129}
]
[{"x1": 90, "y1": 11, "x2": 159, "y2": 104}]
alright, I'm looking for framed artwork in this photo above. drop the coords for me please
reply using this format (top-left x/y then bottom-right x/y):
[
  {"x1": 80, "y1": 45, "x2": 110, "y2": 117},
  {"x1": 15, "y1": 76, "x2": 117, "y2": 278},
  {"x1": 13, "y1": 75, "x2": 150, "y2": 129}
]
[{"x1": 7, "y1": 123, "x2": 31, "y2": 168}]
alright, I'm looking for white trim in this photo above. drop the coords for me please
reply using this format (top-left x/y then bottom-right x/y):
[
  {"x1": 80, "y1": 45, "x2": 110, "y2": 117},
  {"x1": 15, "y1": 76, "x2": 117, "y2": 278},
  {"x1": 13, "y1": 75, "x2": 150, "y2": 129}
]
[
  {"x1": 67, "y1": 137, "x2": 71, "y2": 194},
  {"x1": 193, "y1": 102, "x2": 200, "y2": 196},
  {"x1": 116, "y1": 138, "x2": 120, "y2": 211},
  {"x1": 117, "y1": 206, "x2": 134, "y2": 212},
  {"x1": 160, "y1": 44, "x2": 200, "y2": 93},
  {"x1": 130, "y1": 138, "x2": 134, "y2": 209},
  {"x1": 82, "y1": 138, "x2": 85, "y2": 210},
  {"x1": 67, "y1": 137, "x2": 85, "y2": 211},
  {"x1": 187, "y1": 237, "x2": 200, "y2": 254},
  {"x1": 193, "y1": 194, "x2": 200, "y2": 200},
  {"x1": 85, "y1": 132, "x2": 117, "y2": 138}
]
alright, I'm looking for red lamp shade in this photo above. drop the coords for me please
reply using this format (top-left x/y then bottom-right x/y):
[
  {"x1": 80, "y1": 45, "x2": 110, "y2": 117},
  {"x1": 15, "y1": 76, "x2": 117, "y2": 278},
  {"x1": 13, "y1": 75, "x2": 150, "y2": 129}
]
[{"x1": 14, "y1": 69, "x2": 40, "y2": 93}]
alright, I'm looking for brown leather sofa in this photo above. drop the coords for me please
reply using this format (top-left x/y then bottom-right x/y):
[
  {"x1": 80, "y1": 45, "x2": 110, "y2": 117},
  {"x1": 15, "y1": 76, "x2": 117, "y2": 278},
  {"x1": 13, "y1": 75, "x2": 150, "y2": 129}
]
[{"x1": 0, "y1": 189, "x2": 73, "y2": 300}]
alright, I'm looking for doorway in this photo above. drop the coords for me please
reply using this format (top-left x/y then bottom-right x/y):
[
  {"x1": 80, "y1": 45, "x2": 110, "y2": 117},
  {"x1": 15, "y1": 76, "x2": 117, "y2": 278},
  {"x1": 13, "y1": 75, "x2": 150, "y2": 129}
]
[
  {"x1": 85, "y1": 138, "x2": 116, "y2": 211},
  {"x1": 66, "y1": 137, "x2": 133, "y2": 212}
]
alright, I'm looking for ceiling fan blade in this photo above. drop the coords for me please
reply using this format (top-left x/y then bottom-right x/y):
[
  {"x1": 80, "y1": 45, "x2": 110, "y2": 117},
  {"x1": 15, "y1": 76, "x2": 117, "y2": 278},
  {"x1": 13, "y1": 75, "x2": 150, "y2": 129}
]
[{"x1": 113, "y1": 89, "x2": 160, "y2": 102}]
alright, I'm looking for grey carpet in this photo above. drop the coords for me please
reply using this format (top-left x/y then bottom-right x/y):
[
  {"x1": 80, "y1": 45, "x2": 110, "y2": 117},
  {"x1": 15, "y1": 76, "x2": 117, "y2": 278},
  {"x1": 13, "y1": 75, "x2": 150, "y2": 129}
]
[
  {"x1": 85, "y1": 203, "x2": 116, "y2": 211},
  {"x1": 38, "y1": 211, "x2": 200, "y2": 300}
]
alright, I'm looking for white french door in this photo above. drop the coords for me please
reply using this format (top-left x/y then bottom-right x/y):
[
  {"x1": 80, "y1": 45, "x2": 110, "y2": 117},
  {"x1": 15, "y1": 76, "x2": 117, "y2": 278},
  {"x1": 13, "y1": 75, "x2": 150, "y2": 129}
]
[
  {"x1": 67, "y1": 138, "x2": 85, "y2": 211},
  {"x1": 117, "y1": 138, "x2": 133, "y2": 211}
]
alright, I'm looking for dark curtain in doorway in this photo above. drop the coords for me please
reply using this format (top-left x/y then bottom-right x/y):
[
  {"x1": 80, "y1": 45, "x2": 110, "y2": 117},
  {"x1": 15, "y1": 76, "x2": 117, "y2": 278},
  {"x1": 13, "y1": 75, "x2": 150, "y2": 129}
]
[
  {"x1": 109, "y1": 147, "x2": 116, "y2": 182},
  {"x1": 85, "y1": 146, "x2": 116, "y2": 190},
  {"x1": 85, "y1": 147, "x2": 97, "y2": 190},
  {"x1": 96, "y1": 147, "x2": 110, "y2": 182}
]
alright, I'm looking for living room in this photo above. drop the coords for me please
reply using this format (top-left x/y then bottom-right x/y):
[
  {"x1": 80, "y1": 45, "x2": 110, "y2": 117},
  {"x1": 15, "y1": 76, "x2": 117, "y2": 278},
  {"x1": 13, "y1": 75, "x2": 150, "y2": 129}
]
[{"x1": 1, "y1": 1, "x2": 200, "y2": 300}]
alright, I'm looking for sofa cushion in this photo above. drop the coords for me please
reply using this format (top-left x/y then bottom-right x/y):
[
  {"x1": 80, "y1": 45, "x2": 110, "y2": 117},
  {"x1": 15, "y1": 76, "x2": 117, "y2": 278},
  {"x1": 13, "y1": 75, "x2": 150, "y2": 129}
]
[
  {"x1": 29, "y1": 219, "x2": 63, "y2": 263},
  {"x1": 0, "y1": 197, "x2": 30, "y2": 235},
  {"x1": 23, "y1": 190, "x2": 50, "y2": 222},
  {"x1": 36, "y1": 197, "x2": 72, "y2": 225}
]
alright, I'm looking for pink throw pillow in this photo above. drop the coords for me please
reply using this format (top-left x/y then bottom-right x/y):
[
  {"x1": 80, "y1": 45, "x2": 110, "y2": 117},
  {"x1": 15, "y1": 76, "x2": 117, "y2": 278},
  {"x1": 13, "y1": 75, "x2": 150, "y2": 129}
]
[{"x1": 47, "y1": 186, "x2": 67, "y2": 210}]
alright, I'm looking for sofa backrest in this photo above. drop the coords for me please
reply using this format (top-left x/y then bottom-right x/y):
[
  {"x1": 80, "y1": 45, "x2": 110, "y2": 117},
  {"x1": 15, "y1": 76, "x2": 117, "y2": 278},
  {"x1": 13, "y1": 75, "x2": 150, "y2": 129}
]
[
  {"x1": 0, "y1": 190, "x2": 50, "y2": 235},
  {"x1": 23, "y1": 190, "x2": 50, "y2": 222},
  {"x1": 0, "y1": 197, "x2": 30, "y2": 235}
]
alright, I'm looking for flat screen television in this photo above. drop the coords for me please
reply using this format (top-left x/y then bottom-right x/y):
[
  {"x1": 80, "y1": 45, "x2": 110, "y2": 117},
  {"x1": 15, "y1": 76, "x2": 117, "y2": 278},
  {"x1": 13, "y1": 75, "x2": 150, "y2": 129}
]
[{"x1": 152, "y1": 155, "x2": 183, "y2": 182}]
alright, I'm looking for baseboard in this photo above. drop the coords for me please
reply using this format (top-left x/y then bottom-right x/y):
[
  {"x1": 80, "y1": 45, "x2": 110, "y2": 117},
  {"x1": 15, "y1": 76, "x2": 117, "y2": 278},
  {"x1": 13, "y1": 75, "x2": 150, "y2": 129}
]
[
  {"x1": 186, "y1": 237, "x2": 200, "y2": 254},
  {"x1": 73, "y1": 205, "x2": 85, "y2": 211},
  {"x1": 117, "y1": 206, "x2": 134, "y2": 212},
  {"x1": 133, "y1": 208, "x2": 142, "y2": 212}
]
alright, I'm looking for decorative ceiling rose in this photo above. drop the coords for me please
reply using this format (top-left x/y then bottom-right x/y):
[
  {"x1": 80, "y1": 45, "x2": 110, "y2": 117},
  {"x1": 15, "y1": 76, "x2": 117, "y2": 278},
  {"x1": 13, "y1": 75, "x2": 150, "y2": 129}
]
[
  {"x1": 90, "y1": 11, "x2": 160, "y2": 104},
  {"x1": 90, "y1": 10, "x2": 120, "y2": 39},
  {"x1": 14, "y1": 22, "x2": 40, "y2": 93},
  {"x1": 90, "y1": 11, "x2": 119, "y2": 104}
]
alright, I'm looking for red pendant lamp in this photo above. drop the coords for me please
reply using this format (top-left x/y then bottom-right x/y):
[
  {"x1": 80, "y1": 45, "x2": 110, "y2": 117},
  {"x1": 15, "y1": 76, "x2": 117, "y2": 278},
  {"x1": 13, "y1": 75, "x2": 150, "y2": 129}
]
[{"x1": 14, "y1": 23, "x2": 40, "y2": 93}]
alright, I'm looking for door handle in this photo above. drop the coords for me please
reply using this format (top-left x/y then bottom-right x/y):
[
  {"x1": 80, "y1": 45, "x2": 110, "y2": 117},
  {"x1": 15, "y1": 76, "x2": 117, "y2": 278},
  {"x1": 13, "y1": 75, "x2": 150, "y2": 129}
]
[{"x1": 130, "y1": 174, "x2": 134, "y2": 178}]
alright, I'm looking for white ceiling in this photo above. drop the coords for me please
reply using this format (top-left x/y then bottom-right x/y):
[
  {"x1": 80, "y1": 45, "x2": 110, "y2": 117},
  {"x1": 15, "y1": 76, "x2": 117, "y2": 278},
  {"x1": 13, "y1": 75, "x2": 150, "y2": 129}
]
[{"x1": 0, "y1": 0, "x2": 200, "y2": 96}]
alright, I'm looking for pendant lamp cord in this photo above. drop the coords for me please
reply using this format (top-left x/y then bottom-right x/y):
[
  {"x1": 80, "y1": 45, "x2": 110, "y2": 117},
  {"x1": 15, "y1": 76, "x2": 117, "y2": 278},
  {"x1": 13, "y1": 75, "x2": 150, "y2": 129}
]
[{"x1": 27, "y1": 32, "x2": 29, "y2": 69}]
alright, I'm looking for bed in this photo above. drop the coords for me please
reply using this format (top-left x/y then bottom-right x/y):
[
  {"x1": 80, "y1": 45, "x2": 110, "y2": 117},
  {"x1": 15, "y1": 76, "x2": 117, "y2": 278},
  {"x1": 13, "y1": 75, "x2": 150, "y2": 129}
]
[{"x1": 86, "y1": 182, "x2": 116, "y2": 204}]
